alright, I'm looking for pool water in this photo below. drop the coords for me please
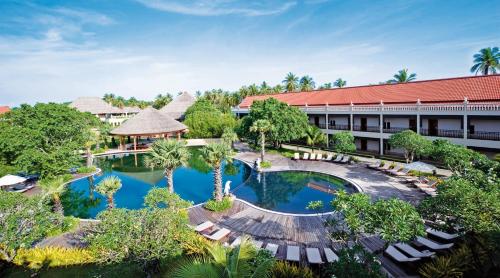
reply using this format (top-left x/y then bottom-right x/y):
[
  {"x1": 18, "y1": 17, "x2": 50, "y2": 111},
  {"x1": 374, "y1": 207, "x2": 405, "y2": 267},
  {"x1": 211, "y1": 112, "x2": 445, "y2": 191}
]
[{"x1": 63, "y1": 151, "x2": 356, "y2": 218}]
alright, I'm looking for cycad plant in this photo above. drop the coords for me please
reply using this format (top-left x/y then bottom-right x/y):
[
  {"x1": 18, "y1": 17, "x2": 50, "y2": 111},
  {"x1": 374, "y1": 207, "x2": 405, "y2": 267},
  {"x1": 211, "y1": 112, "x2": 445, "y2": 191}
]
[
  {"x1": 39, "y1": 176, "x2": 66, "y2": 217},
  {"x1": 144, "y1": 139, "x2": 190, "y2": 193},
  {"x1": 200, "y1": 143, "x2": 234, "y2": 201},
  {"x1": 470, "y1": 47, "x2": 500, "y2": 75},
  {"x1": 250, "y1": 120, "x2": 273, "y2": 162},
  {"x1": 95, "y1": 176, "x2": 122, "y2": 209}
]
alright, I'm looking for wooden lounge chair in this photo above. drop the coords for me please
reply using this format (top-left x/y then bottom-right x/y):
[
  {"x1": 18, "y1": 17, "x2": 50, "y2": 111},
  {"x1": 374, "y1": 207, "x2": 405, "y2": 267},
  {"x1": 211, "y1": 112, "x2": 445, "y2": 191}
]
[
  {"x1": 324, "y1": 248, "x2": 339, "y2": 262},
  {"x1": 416, "y1": 236, "x2": 454, "y2": 250},
  {"x1": 367, "y1": 160, "x2": 382, "y2": 169},
  {"x1": 422, "y1": 188, "x2": 437, "y2": 196},
  {"x1": 332, "y1": 155, "x2": 343, "y2": 162},
  {"x1": 325, "y1": 154, "x2": 334, "y2": 161},
  {"x1": 394, "y1": 243, "x2": 435, "y2": 258},
  {"x1": 392, "y1": 168, "x2": 411, "y2": 176},
  {"x1": 310, "y1": 153, "x2": 317, "y2": 160},
  {"x1": 293, "y1": 153, "x2": 300, "y2": 160},
  {"x1": 385, "y1": 246, "x2": 420, "y2": 262},
  {"x1": 306, "y1": 248, "x2": 323, "y2": 264},
  {"x1": 386, "y1": 164, "x2": 404, "y2": 174},
  {"x1": 339, "y1": 156, "x2": 350, "y2": 164},
  {"x1": 286, "y1": 246, "x2": 300, "y2": 262},
  {"x1": 426, "y1": 228, "x2": 459, "y2": 241},
  {"x1": 316, "y1": 153, "x2": 324, "y2": 160},
  {"x1": 414, "y1": 179, "x2": 437, "y2": 189},
  {"x1": 203, "y1": 228, "x2": 231, "y2": 241},
  {"x1": 265, "y1": 243, "x2": 279, "y2": 256},
  {"x1": 230, "y1": 236, "x2": 242, "y2": 247},
  {"x1": 376, "y1": 163, "x2": 391, "y2": 171},
  {"x1": 194, "y1": 221, "x2": 214, "y2": 232},
  {"x1": 302, "y1": 153, "x2": 310, "y2": 160}
]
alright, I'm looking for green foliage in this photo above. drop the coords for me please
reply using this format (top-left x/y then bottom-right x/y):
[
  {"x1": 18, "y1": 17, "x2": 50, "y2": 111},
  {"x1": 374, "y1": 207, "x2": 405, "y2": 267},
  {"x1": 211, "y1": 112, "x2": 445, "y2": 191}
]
[
  {"x1": 334, "y1": 78, "x2": 347, "y2": 88},
  {"x1": 95, "y1": 176, "x2": 122, "y2": 209},
  {"x1": 470, "y1": 47, "x2": 500, "y2": 75},
  {"x1": 326, "y1": 245, "x2": 384, "y2": 278},
  {"x1": 200, "y1": 143, "x2": 235, "y2": 201},
  {"x1": 389, "y1": 68, "x2": 417, "y2": 83},
  {"x1": 0, "y1": 163, "x2": 18, "y2": 177},
  {"x1": 0, "y1": 103, "x2": 100, "y2": 178},
  {"x1": 221, "y1": 127, "x2": 239, "y2": 146},
  {"x1": 152, "y1": 93, "x2": 173, "y2": 109},
  {"x1": 144, "y1": 187, "x2": 192, "y2": 211},
  {"x1": 389, "y1": 130, "x2": 431, "y2": 163},
  {"x1": 260, "y1": 161, "x2": 272, "y2": 168},
  {"x1": 204, "y1": 196, "x2": 233, "y2": 212},
  {"x1": 184, "y1": 99, "x2": 237, "y2": 138},
  {"x1": 282, "y1": 72, "x2": 300, "y2": 92},
  {"x1": 103, "y1": 93, "x2": 151, "y2": 109},
  {"x1": 299, "y1": 75, "x2": 315, "y2": 91},
  {"x1": 12, "y1": 247, "x2": 95, "y2": 269},
  {"x1": 303, "y1": 125, "x2": 326, "y2": 148},
  {"x1": 270, "y1": 261, "x2": 316, "y2": 278},
  {"x1": 419, "y1": 245, "x2": 472, "y2": 278},
  {"x1": 331, "y1": 131, "x2": 356, "y2": 154},
  {"x1": 251, "y1": 119, "x2": 273, "y2": 161},
  {"x1": 306, "y1": 200, "x2": 324, "y2": 211},
  {"x1": 77, "y1": 166, "x2": 97, "y2": 174}
]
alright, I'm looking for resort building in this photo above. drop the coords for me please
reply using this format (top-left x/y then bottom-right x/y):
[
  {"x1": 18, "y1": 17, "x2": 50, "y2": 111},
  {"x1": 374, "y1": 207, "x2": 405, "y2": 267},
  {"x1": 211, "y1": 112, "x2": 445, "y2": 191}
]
[
  {"x1": 0, "y1": 106, "x2": 10, "y2": 115},
  {"x1": 160, "y1": 91, "x2": 195, "y2": 120},
  {"x1": 234, "y1": 75, "x2": 500, "y2": 156},
  {"x1": 69, "y1": 97, "x2": 141, "y2": 126}
]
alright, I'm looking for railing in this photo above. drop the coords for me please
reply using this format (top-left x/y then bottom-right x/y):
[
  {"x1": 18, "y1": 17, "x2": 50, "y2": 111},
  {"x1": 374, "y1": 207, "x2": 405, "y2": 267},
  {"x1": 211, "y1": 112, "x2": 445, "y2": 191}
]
[
  {"x1": 316, "y1": 123, "x2": 327, "y2": 129},
  {"x1": 468, "y1": 131, "x2": 500, "y2": 141},
  {"x1": 421, "y1": 129, "x2": 464, "y2": 138},
  {"x1": 353, "y1": 125, "x2": 380, "y2": 132},
  {"x1": 329, "y1": 124, "x2": 350, "y2": 130},
  {"x1": 383, "y1": 127, "x2": 415, "y2": 133}
]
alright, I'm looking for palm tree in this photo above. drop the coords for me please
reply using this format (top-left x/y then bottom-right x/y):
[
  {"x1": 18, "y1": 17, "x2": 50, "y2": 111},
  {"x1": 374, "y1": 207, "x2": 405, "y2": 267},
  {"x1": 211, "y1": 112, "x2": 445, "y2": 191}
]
[
  {"x1": 299, "y1": 75, "x2": 315, "y2": 91},
  {"x1": 144, "y1": 139, "x2": 190, "y2": 193},
  {"x1": 470, "y1": 47, "x2": 500, "y2": 75},
  {"x1": 389, "y1": 69, "x2": 417, "y2": 83},
  {"x1": 250, "y1": 120, "x2": 273, "y2": 162},
  {"x1": 260, "y1": 81, "x2": 270, "y2": 94},
  {"x1": 319, "y1": 83, "x2": 332, "y2": 89},
  {"x1": 200, "y1": 143, "x2": 234, "y2": 201},
  {"x1": 282, "y1": 72, "x2": 299, "y2": 92},
  {"x1": 83, "y1": 128, "x2": 99, "y2": 167},
  {"x1": 172, "y1": 236, "x2": 274, "y2": 278},
  {"x1": 304, "y1": 125, "x2": 326, "y2": 150},
  {"x1": 221, "y1": 128, "x2": 238, "y2": 148},
  {"x1": 334, "y1": 78, "x2": 347, "y2": 88},
  {"x1": 95, "y1": 176, "x2": 122, "y2": 209},
  {"x1": 272, "y1": 84, "x2": 283, "y2": 93},
  {"x1": 39, "y1": 176, "x2": 66, "y2": 217}
]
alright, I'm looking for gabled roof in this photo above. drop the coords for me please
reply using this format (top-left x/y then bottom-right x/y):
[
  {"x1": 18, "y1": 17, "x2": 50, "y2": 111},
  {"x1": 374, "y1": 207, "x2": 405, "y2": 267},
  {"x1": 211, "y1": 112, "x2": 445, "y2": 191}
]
[
  {"x1": 160, "y1": 92, "x2": 195, "y2": 119},
  {"x1": 111, "y1": 107, "x2": 187, "y2": 136},
  {"x1": 0, "y1": 106, "x2": 10, "y2": 115},
  {"x1": 238, "y1": 75, "x2": 500, "y2": 108},
  {"x1": 70, "y1": 97, "x2": 122, "y2": 114}
]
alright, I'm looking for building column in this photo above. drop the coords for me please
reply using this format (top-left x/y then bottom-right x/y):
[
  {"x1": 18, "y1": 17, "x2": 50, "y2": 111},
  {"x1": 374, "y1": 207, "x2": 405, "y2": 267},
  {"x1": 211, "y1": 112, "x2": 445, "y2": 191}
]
[
  {"x1": 119, "y1": 136, "x2": 124, "y2": 150},
  {"x1": 380, "y1": 138, "x2": 384, "y2": 156},
  {"x1": 177, "y1": 131, "x2": 181, "y2": 140},
  {"x1": 325, "y1": 111, "x2": 329, "y2": 148},
  {"x1": 133, "y1": 136, "x2": 137, "y2": 151},
  {"x1": 349, "y1": 102, "x2": 354, "y2": 131},
  {"x1": 463, "y1": 97, "x2": 468, "y2": 140},
  {"x1": 416, "y1": 99, "x2": 421, "y2": 134}
]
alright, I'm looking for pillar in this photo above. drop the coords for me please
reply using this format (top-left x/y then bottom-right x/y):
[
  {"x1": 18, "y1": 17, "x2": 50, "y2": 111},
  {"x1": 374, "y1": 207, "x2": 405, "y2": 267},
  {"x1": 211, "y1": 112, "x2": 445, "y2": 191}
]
[
  {"x1": 463, "y1": 97, "x2": 468, "y2": 140},
  {"x1": 416, "y1": 99, "x2": 421, "y2": 135},
  {"x1": 119, "y1": 136, "x2": 124, "y2": 150},
  {"x1": 325, "y1": 110, "x2": 329, "y2": 148},
  {"x1": 177, "y1": 131, "x2": 181, "y2": 140},
  {"x1": 133, "y1": 136, "x2": 137, "y2": 151},
  {"x1": 349, "y1": 102, "x2": 354, "y2": 131}
]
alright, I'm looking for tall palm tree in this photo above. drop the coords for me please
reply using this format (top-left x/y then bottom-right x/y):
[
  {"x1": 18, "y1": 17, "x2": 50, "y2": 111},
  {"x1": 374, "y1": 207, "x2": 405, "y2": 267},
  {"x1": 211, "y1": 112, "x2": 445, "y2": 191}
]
[
  {"x1": 200, "y1": 143, "x2": 234, "y2": 201},
  {"x1": 304, "y1": 125, "x2": 326, "y2": 150},
  {"x1": 39, "y1": 176, "x2": 66, "y2": 217},
  {"x1": 282, "y1": 72, "x2": 299, "y2": 92},
  {"x1": 272, "y1": 84, "x2": 283, "y2": 93},
  {"x1": 95, "y1": 176, "x2": 122, "y2": 209},
  {"x1": 172, "y1": 236, "x2": 274, "y2": 278},
  {"x1": 144, "y1": 139, "x2": 190, "y2": 193},
  {"x1": 334, "y1": 78, "x2": 347, "y2": 88},
  {"x1": 260, "y1": 81, "x2": 270, "y2": 94},
  {"x1": 83, "y1": 128, "x2": 99, "y2": 167},
  {"x1": 248, "y1": 84, "x2": 260, "y2": 96},
  {"x1": 299, "y1": 75, "x2": 315, "y2": 91},
  {"x1": 470, "y1": 47, "x2": 500, "y2": 75},
  {"x1": 250, "y1": 120, "x2": 273, "y2": 162},
  {"x1": 319, "y1": 83, "x2": 332, "y2": 89},
  {"x1": 389, "y1": 69, "x2": 417, "y2": 83}
]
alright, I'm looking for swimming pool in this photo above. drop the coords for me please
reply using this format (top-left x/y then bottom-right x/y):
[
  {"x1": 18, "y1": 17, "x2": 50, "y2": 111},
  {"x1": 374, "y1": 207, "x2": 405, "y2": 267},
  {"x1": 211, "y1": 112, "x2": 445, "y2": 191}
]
[{"x1": 63, "y1": 151, "x2": 357, "y2": 218}]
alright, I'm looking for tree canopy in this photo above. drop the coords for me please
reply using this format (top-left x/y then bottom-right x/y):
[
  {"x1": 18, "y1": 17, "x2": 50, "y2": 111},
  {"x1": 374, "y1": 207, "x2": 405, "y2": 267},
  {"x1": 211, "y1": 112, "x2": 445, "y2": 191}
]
[
  {"x1": 183, "y1": 99, "x2": 237, "y2": 138},
  {"x1": 389, "y1": 130, "x2": 431, "y2": 163},
  {"x1": 331, "y1": 132, "x2": 356, "y2": 154}
]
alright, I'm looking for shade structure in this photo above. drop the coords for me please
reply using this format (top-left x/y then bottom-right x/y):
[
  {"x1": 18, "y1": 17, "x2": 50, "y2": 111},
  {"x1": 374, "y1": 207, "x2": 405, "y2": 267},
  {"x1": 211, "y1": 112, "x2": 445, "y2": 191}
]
[
  {"x1": 69, "y1": 97, "x2": 122, "y2": 114},
  {"x1": 0, "y1": 174, "x2": 27, "y2": 187},
  {"x1": 160, "y1": 92, "x2": 195, "y2": 120},
  {"x1": 405, "y1": 161, "x2": 437, "y2": 173}
]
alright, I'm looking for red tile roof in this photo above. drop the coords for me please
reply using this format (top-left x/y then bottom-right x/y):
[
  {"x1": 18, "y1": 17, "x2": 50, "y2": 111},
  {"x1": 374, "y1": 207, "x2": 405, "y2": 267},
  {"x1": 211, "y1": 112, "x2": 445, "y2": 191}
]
[
  {"x1": 0, "y1": 106, "x2": 10, "y2": 115},
  {"x1": 238, "y1": 75, "x2": 500, "y2": 108}
]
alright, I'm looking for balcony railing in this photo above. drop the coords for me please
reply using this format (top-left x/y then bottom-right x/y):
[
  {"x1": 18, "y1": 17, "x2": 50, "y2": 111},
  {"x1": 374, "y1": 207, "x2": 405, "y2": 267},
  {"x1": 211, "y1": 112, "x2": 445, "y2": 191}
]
[
  {"x1": 421, "y1": 129, "x2": 464, "y2": 138},
  {"x1": 468, "y1": 131, "x2": 500, "y2": 141},
  {"x1": 316, "y1": 123, "x2": 327, "y2": 129},
  {"x1": 353, "y1": 125, "x2": 380, "y2": 132},
  {"x1": 329, "y1": 124, "x2": 350, "y2": 130},
  {"x1": 383, "y1": 127, "x2": 417, "y2": 133}
]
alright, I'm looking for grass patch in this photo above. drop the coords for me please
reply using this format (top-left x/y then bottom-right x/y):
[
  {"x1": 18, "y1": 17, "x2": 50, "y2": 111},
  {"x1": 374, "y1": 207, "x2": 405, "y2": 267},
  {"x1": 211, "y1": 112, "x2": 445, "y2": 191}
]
[
  {"x1": 204, "y1": 197, "x2": 233, "y2": 212},
  {"x1": 260, "y1": 161, "x2": 272, "y2": 168},
  {"x1": 77, "y1": 166, "x2": 97, "y2": 174},
  {"x1": 266, "y1": 147, "x2": 296, "y2": 158}
]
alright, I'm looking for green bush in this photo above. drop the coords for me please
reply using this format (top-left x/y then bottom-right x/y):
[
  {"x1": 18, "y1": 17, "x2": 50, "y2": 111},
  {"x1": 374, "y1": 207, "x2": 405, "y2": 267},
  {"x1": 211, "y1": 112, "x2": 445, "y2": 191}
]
[
  {"x1": 260, "y1": 161, "x2": 272, "y2": 168},
  {"x1": 204, "y1": 196, "x2": 233, "y2": 212},
  {"x1": 0, "y1": 163, "x2": 18, "y2": 177},
  {"x1": 77, "y1": 166, "x2": 97, "y2": 174},
  {"x1": 271, "y1": 261, "x2": 316, "y2": 278}
]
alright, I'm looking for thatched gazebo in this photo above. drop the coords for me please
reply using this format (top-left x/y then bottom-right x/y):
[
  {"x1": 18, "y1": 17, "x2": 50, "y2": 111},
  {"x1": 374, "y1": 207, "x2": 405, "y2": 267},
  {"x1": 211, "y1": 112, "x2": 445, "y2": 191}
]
[
  {"x1": 160, "y1": 92, "x2": 195, "y2": 120},
  {"x1": 110, "y1": 107, "x2": 188, "y2": 151}
]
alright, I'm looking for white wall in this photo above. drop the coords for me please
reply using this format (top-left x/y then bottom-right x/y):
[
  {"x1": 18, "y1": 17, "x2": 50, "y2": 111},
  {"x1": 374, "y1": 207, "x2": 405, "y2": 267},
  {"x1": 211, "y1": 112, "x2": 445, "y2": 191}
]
[
  {"x1": 421, "y1": 118, "x2": 461, "y2": 129},
  {"x1": 469, "y1": 119, "x2": 500, "y2": 132},
  {"x1": 308, "y1": 115, "x2": 326, "y2": 125},
  {"x1": 328, "y1": 116, "x2": 349, "y2": 125},
  {"x1": 354, "y1": 117, "x2": 379, "y2": 126},
  {"x1": 385, "y1": 118, "x2": 409, "y2": 128},
  {"x1": 355, "y1": 138, "x2": 379, "y2": 152}
]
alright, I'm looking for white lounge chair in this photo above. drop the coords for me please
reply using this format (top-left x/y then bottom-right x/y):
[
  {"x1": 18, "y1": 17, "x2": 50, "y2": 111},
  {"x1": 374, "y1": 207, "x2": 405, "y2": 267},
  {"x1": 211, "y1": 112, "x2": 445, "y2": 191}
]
[
  {"x1": 385, "y1": 246, "x2": 420, "y2": 262},
  {"x1": 286, "y1": 246, "x2": 300, "y2": 262},
  {"x1": 204, "y1": 228, "x2": 231, "y2": 241},
  {"x1": 194, "y1": 221, "x2": 214, "y2": 232},
  {"x1": 324, "y1": 248, "x2": 339, "y2": 262},
  {"x1": 339, "y1": 156, "x2": 350, "y2": 163},
  {"x1": 293, "y1": 153, "x2": 300, "y2": 160},
  {"x1": 316, "y1": 153, "x2": 324, "y2": 160},
  {"x1": 265, "y1": 243, "x2": 279, "y2": 256},
  {"x1": 306, "y1": 248, "x2": 323, "y2": 264},
  {"x1": 333, "y1": 155, "x2": 343, "y2": 162},
  {"x1": 310, "y1": 153, "x2": 317, "y2": 160},
  {"x1": 416, "y1": 236, "x2": 454, "y2": 250},
  {"x1": 230, "y1": 236, "x2": 242, "y2": 247},
  {"x1": 394, "y1": 243, "x2": 435, "y2": 258},
  {"x1": 426, "y1": 228, "x2": 459, "y2": 241},
  {"x1": 325, "y1": 154, "x2": 334, "y2": 161},
  {"x1": 392, "y1": 168, "x2": 411, "y2": 177},
  {"x1": 302, "y1": 153, "x2": 310, "y2": 160},
  {"x1": 252, "y1": 240, "x2": 263, "y2": 249}
]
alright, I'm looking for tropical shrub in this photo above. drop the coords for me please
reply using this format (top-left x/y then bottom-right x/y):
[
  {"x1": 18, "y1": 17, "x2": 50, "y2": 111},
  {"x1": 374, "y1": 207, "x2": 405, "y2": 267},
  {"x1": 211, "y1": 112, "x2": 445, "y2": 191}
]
[
  {"x1": 184, "y1": 100, "x2": 237, "y2": 138},
  {"x1": 331, "y1": 131, "x2": 356, "y2": 154},
  {"x1": 12, "y1": 247, "x2": 95, "y2": 269},
  {"x1": 260, "y1": 161, "x2": 272, "y2": 168},
  {"x1": 204, "y1": 196, "x2": 233, "y2": 212},
  {"x1": 270, "y1": 261, "x2": 316, "y2": 278},
  {"x1": 77, "y1": 166, "x2": 97, "y2": 174},
  {"x1": 419, "y1": 245, "x2": 473, "y2": 278},
  {"x1": 326, "y1": 245, "x2": 384, "y2": 278},
  {"x1": 389, "y1": 130, "x2": 431, "y2": 163}
]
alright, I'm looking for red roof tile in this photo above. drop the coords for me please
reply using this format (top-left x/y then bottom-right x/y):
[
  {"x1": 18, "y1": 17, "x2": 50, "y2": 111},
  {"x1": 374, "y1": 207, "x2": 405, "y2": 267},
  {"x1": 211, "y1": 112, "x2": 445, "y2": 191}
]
[
  {"x1": 239, "y1": 75, "x2": 500, "y2": 108},
  {"x1": 0, "y1": 106, "x2": 10, "y2": 115}
]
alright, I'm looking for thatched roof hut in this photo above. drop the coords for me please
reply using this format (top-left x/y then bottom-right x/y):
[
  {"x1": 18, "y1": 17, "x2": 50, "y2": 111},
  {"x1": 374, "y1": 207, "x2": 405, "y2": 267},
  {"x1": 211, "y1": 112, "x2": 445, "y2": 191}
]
[
  {"x1": 70, "y1": 97, "x2": 121, "y2": 115},
  {"x1": 160, "y1": 92, "x2": 195, "y2": 120},
  {"x1": 111, "y1": 107, "x2": 187, "y2": 137}
]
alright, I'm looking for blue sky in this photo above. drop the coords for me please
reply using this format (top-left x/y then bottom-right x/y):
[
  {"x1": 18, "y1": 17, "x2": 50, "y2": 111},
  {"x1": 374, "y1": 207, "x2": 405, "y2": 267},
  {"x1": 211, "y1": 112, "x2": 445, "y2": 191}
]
[{"x1": 0, "y1": 0, "x2": 499, "y2": 106}]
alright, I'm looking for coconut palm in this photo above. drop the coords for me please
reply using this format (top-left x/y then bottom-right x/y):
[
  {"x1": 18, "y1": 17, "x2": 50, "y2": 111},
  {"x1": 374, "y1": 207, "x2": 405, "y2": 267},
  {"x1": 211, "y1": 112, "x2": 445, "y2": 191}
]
[
  {"x1": 272, "y1": 84, "x2": 283, "y2": 93},
  {"x1": 319, "y1": 83, "x2": 332, "y2": 89},
  {"x1": 250, "y1": 120, "x2": 273, "y2": 162},
  {"x1": 304, "y1": 125, "x2": 327, "y2": 150},
  {"x1": 334, "y1": 78, "x2": 347, "y2": 88},
  {"x1": 282, "y1": 72, "x2": 299, "y2": 92},
  {"x1": 83, "y1": 129, "x2": 99, "y2": 167},
  {"x1": 39, "y1": 176, "x2": 66, "y2": 217},
  {"x1": 144, "y1": 139, "x2": 190, "y2": 193},
  {"x1": 299, "y1": 75, "x2": 315, "y2": 91},
  {"x1": 200, "y1": 143, "x2": 234, "y2": 201},
  {"x1": 95, "y1": 176, "x2": 122, "y2": 209},
  {"x1": 260, "y1": 81, "x2": 270, "y2": 94},
  {"x1": 470, "y1": 47, "x2": 500, "y2": 75},
  {"x1": 389, "y1": 69, "x2": 417, "y2": 83},
  {"x1": 172, "y1": 236, "x2": 274, "y2": 278}
]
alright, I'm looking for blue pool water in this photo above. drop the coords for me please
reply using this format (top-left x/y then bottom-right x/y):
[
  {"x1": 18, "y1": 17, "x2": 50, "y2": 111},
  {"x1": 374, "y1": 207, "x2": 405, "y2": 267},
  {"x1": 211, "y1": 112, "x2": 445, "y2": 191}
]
[{"x1": 63, "y1": 150, "x2": 356, "y2": 218}]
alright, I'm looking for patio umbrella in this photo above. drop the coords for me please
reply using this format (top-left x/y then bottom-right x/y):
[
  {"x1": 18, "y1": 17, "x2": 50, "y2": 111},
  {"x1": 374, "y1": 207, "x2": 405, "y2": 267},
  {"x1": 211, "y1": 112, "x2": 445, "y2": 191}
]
[
  {"x1": 0, "y1": 174, "x2": 27, "y2": 187},
  {"x1": 405, "y1": 161, "x2": 437, "y2": 173}
]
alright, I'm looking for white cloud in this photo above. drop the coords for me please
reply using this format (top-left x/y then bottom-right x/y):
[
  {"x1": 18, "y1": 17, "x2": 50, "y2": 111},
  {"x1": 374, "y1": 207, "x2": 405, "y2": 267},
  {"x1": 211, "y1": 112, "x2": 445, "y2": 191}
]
[{"x1": 135, "y1": 0, "x2": 296, "y2": 16}]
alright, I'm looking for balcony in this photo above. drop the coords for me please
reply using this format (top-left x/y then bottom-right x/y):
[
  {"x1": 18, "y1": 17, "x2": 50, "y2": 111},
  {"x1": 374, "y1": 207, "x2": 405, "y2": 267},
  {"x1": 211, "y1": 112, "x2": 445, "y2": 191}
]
[
  {"x1": 316, "y1": 123, "x2": 327, "y2": 129},
  {"x1": 421, "y1": 129, "x2": 463, "y2": 138},
  {"x1": 353, "y1": 125, "x2": 379, "y2": 132},
  {"x1": 329, "y1": 124, "x2": 350, "y2": 130},
  {"x1": 383, "y1": 127, "x2": 414, "y2": 134},
  {"x1": 468, "y1": 131, "x2": 500, "y2": 141}
]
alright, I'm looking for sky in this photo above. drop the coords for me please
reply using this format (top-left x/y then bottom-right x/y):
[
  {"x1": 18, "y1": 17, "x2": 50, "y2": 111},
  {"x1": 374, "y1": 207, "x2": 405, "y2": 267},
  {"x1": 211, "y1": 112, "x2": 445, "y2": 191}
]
[{"x1": 0, "y1": 0, "x2": 499, "y2": 106}]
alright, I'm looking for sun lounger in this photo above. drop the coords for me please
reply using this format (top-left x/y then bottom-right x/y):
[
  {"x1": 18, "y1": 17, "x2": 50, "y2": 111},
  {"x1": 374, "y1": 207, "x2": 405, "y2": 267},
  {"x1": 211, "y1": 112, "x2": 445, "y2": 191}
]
[
  {"x1": 203, "y1": 228, "x2": 231, "y2": 241},
  {"x1": 426, "y1": 228, "x2": 459, "y2": 240},
  {"x1": 339, "y1": 156, "x2": 350, "y2": 164},
  {"x1": 230, "y1": 236, "x2": 242, "y2": 247},
  {"x1": 392, "y1": 168, "x2": 411, "y2": 176},
  {"x1": 414, "y1": 179, "x2": 437, "y2": 189},
  {"x1": 293, "y1": 153, "x2": 300, "y2": 160},
  {"x1": 325, "y1": 154, "x2": 333, "y2": 161},
  {"x1": 422, "y1": 188, "x2": 437, "y2": 196},
  {"x1": 302, "y1": 153, "x2": 309, "y2": 160},
  {"x1": 306, "y1": 248, "x2": 323, "y2": 264},
  {"x1": 367, "y1": 160, "x2": 382, "y2": 169},
  {"x1": 376, "y1": 163, "x2": 391, "y2": 171},
  {"x1": 416, "y1": 236, "x2": 454, "y2": 250},
  {"x1": 310, "y1": 153, "x2": 317, "y2": 160},
  {"x1": 265, "y1": 243, "x2": 279, "y2": 256},
  {"x1": 316, "y1": 153, "x2": 324, "y2": 160},
  {"x1": 386, "y1": 164, "x2": 404, "y2": 174},
  {"x1": 194, "y1": 221, "x2": 214, "y2": 232},
  {"x1": 333, "y1": 155, "x2": 343, "y2": 162},
  {"x1": 286, "y1": 246, "x2": 300, "y2": 262},
  {"x1": 252, "y1": 240, "x2": 263, "y2": 249},
  {"x1": 394, "y1": 243, "x2": 435, "y2": 258},
  {"x1": 385, "y1": 246, "x2": 420, "y2": 262},
  {"x1": 324, "y1": 248, "x2": 339, "y2": 262}
]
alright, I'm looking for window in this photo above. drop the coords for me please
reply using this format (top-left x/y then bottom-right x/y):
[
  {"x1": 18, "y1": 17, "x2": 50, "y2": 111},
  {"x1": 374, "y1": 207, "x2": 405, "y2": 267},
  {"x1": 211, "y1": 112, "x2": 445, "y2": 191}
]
[
  {"x1": 329, "y1": 120, "x2": 336, "y2": 126},
  {"x1": 383, "y1": 121, "x2": 391, "y2": 129}
]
